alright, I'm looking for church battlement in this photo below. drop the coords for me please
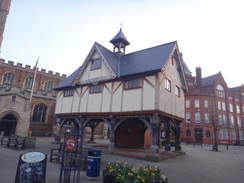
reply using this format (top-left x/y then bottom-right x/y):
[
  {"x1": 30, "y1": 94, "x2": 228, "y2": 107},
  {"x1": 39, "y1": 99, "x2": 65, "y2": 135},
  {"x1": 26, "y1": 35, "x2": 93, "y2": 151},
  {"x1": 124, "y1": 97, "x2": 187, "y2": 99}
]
[{"x1": 0, "y1": 59, "x2": 66, "y2": 79}]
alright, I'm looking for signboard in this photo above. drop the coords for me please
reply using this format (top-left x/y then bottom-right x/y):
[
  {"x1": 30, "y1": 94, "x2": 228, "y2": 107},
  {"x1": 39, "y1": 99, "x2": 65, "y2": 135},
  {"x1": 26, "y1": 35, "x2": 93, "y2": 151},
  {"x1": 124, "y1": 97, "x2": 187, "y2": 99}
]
[
  {"x1": 15, "y1": 152, "x2": 47, "y2": 183},
  {"x1": 65, "y1": 136, "x2": 76, "y2": 151}
]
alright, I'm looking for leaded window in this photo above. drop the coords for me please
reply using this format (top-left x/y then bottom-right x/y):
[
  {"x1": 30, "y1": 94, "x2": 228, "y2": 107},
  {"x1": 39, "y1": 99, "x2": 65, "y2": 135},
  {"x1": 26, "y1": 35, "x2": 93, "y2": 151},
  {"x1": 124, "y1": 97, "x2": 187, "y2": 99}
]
[
  {"x1": 44, "y1": 81, "x2": 53, "y2": 92},
  {"x1": 3, "y1": 72, "x2": 14, "y2": 85},
  {"x1": 124, "y1": 79, "x2": 142, "y2": 89},
  {"x1": 24, "y1": 77, "x2": 34, "y2": 89},
  {"x1": 32, "y1": 103, "x2": 47, "y2": 123}
]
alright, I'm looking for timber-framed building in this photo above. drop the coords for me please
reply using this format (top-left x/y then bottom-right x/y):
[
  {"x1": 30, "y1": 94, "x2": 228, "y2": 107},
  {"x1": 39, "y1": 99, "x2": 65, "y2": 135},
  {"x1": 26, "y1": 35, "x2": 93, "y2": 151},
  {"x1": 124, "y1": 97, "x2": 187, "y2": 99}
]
[{"x1": 54, "y1": 29, "x2": 188, "y2": 154}]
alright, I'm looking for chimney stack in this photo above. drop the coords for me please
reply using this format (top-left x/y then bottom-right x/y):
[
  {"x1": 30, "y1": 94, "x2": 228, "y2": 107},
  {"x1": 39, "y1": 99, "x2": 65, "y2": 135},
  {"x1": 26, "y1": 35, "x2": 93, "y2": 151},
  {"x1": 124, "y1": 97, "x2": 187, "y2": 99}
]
[{"x1": 196, "y1": 67, "x2": 202, "y2": 88}]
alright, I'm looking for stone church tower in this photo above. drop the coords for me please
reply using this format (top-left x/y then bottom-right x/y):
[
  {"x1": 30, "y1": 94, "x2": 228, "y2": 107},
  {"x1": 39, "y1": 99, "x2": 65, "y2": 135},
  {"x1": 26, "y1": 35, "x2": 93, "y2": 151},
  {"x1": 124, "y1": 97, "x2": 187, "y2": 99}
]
[{"x1": 0, "y1": 0, "x2": 11, "y2": 51}]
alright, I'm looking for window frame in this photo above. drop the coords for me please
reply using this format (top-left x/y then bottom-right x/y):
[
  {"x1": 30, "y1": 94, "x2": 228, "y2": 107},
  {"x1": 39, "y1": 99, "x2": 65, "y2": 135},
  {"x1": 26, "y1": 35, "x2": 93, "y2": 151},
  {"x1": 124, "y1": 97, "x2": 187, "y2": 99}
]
[
  {"x1": 64, "y1": 89, "x2": 74, "y2": 97},
  {"x1": 90, "y1": 58, "x2": 102, "y2": 70},
  {"x1": 124, "y1": 79, "x2": 142, "y2": 90},
  {"x1": 90, "y1": 84, "x2": 103, "y2": 93},
  {"x1": 31, "y1": 103, "x2": 48, "y2": 124},
  {"x1": 164, "y1": 78, "x2": 171, "y2": 92},
  {"x1": 24, "y1": 77, "x2": 34, "y2": 89},
  {"x1": 3, "y1": 72, "x2": 14, "y2": 85}
]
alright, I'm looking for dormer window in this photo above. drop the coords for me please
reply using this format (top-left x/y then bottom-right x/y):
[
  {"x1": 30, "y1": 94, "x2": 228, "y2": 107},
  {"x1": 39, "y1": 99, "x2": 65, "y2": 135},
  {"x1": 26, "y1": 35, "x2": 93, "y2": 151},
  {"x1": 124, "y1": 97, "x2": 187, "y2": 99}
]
[{"x1": 90, "y1": 58, "x2": 102, "y2": 70}]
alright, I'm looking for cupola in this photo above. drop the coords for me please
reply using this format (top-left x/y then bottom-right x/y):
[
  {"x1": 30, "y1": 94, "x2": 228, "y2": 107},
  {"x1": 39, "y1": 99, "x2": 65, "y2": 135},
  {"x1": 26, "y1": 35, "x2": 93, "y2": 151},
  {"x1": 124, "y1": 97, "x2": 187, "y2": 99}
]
[{"x1": 110, "y1": 28, "x2": 130, "y2": 55}]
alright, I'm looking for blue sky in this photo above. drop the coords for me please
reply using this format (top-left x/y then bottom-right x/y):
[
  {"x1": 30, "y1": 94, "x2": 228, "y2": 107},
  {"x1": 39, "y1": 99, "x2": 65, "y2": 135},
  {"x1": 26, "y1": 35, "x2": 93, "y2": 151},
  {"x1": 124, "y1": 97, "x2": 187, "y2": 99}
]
[{"x1": 1, "y1": 0, "x2": 244, "y2": 87}]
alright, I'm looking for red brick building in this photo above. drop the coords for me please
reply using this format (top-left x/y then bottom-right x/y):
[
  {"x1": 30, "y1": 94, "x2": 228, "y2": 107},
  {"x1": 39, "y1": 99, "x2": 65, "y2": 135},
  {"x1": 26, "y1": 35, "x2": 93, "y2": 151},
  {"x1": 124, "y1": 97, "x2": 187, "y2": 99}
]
[
  {"x1": 181, "y1": 65, "x2": 244, "y2": 145},
  {"x1": 0, "y1": 59, "x2": 66, "y2": 136}
]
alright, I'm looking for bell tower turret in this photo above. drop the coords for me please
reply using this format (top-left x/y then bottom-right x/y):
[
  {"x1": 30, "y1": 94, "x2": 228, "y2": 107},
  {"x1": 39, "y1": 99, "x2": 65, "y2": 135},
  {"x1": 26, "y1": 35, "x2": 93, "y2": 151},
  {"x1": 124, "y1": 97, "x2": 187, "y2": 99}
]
[{"x1": 110, "y1": 28, "x2": 130, "y2": 55}]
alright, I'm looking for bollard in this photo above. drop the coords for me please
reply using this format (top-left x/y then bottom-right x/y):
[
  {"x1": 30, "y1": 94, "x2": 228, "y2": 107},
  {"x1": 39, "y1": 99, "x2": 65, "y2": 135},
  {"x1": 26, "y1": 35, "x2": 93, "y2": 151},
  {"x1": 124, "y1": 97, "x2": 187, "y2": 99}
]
[{"x1": 226, "y1": 144, "x2": 228, "y2": 150}]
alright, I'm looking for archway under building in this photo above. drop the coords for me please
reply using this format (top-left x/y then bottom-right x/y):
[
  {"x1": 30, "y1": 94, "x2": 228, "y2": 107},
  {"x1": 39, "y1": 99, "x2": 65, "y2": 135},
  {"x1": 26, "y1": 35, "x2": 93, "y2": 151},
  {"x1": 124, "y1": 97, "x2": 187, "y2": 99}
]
[{"x1": 0, "y1": 114, "x2": 17, "y2": 136}]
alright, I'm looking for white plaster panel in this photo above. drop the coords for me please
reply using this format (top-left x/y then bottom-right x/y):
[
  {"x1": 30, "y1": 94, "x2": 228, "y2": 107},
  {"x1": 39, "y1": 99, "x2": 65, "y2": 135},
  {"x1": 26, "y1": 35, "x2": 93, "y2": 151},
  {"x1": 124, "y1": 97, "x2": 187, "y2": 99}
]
[
  {"x1": 122, "y1": 89, "x2": 141, "y2": 111},
  {"x1": 55, "y1": 91, "x2": 63, "y2": 114},
  {"x1": 143, "y1": 81, "x2": 155, "y2": 110},
  {"x1": 61, "y1": 97, "x2": 73, "y2": 113},
  {"x1": 79, "y1": 87, "x2": 89, "y2": 112},
  {"x1": 112, "y1": 85, "x2": 122, "y2": 112},
  {"x1": 71, "y1": 88, "x2": 81, "y2": 113},
  {"x1": 87, "y1": 93, "x2": 102, "y2": 112},
  {"x1": 102, "y1": 87, "x2": 111, "y2": 112}
]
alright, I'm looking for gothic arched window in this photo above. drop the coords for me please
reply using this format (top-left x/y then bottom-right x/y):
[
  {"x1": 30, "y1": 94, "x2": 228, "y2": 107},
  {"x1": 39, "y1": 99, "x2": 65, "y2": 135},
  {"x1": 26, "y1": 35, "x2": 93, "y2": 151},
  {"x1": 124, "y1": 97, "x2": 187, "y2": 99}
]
[
  {"x1": 24, "y1": 77, "x2": 34, "y2": 89},
  {"x1": 32, "y1": 103, "x2": 48, "y2": 123},
  {"x1": 217, "y1": 84, "x2": 225, "y2": 98},
  {"x1": 44, "y1": 81, "x2": 53, "y2": 92},
  {"x1": 3, "y1": 72, "x2": 14, "y2": 85}
]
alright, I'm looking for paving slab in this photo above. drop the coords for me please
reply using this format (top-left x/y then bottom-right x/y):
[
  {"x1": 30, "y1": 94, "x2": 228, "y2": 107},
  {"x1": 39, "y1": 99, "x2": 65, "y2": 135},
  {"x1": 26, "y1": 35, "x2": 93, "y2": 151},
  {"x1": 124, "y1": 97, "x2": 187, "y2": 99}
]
[{"x1": 0, "y1": 137, "x2": 243, "y2": 183}]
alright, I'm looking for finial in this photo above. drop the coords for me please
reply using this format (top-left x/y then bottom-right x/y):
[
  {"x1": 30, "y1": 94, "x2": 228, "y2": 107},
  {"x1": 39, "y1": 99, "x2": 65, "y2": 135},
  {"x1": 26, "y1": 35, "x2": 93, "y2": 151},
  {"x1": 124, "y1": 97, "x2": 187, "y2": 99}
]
[{"x1": 120, "y1": 23, "x2": 122, "y2": 30}]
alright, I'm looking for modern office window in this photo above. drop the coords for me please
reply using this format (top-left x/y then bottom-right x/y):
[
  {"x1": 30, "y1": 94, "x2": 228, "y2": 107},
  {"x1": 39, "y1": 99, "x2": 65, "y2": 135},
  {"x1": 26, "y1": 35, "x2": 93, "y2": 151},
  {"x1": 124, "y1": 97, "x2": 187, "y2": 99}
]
[
  {"x1": 64, "y1": 89, "x2": 74, "y2": 97},
  {"x1": 195, "y1": 100, "x2": 199, "y2": 108},
  {"x1": 186, "y1": 112, "x2": 191, "y2": 123},
  {"x1": 175, "y1": 85, "x2": 180, "y2": 97},
  {"x1": 32, "y1": 103, "x2": 47, "y2": 123},
  {"x1": 3, "y1": 72, "x2": 14, "y2": 85},
  {"x1": 165, "y1": 78, "x2": 171, "y2": 91},
  {"x1": 186, "y1": 100, "x2": 190, "y2": 108},
  {"x1": 90, "y1": 84, "x2": 103, "y2": 93},
  {"x1": 24, "y1": 77, "x2": 34, "y2": 89},
  {"x1": 90, "y1": 58, "x2": 102, "y2": 70},
  {"x1": 195, "y1": 112, "x2": 200, "y2": 123},
  {"x1": 124, "y1": 79, "x2": 142, "y2": 89},
  {"x1": 204, "y1": 100, "x2": 209, "y2": 108},
  {"x1": 216, "y1": 84, "x2": 225, "y2": 98},
  {"x1": 44, "y1": 81, "x2": 53, "y2": 92}
]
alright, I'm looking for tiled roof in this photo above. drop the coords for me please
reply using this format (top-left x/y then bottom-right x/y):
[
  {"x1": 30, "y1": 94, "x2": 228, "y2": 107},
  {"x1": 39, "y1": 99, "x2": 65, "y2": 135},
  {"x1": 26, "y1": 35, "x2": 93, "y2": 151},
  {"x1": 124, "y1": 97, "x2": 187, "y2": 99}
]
[
  {"x1": 54, "y1": 66, "x2": 80, "y2": 89},
  {"x1": 110, "y1": 28, "x2": 130, "y2": 45},
  {"x1": 229, "y1": 86, "x2": 242, "y2": 92},
  {"x1": 201, "y1": 74, "x2": 218, "y2": 87},
  {"x1": 54, "y1": 41, "x2": 177, "y2": 90}
]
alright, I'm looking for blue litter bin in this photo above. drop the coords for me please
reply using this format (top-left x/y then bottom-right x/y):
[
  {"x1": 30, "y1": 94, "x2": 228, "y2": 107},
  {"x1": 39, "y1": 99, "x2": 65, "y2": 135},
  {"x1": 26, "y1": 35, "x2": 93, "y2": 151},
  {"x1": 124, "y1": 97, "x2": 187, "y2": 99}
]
[{"x1": 86, "y1": 149, "x2": 102, "y2": 180}]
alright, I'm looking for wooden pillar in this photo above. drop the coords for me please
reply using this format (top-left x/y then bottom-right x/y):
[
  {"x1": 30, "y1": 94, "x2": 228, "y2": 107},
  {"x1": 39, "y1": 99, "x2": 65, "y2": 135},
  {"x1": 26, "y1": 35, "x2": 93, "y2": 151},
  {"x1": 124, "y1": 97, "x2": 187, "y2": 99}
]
[
  {"x1": 164, "y1": 118, "x2": 171, "y2": 152},
  {"x1": 174, "y1": 121, "x2": 182, "y2": 151},
  {"x1": 108, "y1": 118, "x2": 116, "y2": 151},
  {"x1": 150, "y1": 114, "x2": 159, "y2": 154}
]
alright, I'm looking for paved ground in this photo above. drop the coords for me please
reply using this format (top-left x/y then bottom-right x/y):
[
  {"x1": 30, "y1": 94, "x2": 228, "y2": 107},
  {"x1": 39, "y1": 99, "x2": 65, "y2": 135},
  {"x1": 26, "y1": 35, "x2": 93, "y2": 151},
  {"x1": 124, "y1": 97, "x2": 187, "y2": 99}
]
[{"x1": 0, "y1": 137, "x2": 244, "y2": 183}]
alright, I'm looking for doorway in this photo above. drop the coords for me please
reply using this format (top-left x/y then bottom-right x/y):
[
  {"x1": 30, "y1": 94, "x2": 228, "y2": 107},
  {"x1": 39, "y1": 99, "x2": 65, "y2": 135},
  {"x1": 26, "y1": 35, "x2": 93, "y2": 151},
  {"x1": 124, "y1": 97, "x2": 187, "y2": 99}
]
[
  {"x1": 0, "y1": 114, "x2": 17, "y2": 136},
  {"x1": 194, "y1": 128, "x2": 202, "y2": 143}
]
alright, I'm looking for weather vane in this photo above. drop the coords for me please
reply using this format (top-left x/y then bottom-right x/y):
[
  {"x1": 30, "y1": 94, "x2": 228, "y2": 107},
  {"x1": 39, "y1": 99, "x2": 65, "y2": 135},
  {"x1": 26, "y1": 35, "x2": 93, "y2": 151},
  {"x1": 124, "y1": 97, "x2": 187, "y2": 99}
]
[{"x1": 120, "y1": 23, "x2": 122, "y2": 29}]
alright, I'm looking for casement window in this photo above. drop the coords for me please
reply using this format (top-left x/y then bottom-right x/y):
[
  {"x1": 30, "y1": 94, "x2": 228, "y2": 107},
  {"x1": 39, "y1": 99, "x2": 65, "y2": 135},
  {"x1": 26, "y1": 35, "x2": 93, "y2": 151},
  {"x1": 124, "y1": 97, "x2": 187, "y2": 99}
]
[
  {"x1": 239, "y1": 130, "x2": 243, "y2": 140},
  {"x1": 206, "y1": 131, "x2": 211, "y2": 138},
  {"x1": 186, "y1": 130, "x2": 191, "y2": 137},
  {"x1": 237, "y1": 117, "x2": 242, "y2": 127},
  {"x1": 223, "y1": 114, "x2": 227, "y2": 125},
  {"x1": 217, "y1": 84, "x2": 225, "y2": 98},
  {"x1": 230, "y1": 115, "x2": 235, "y2": 127},
  {"x1": 164, "y1": 78, "x2": 171, "y2": 91},
  {"x1": 24, "y1": 77, "x2": 34, "y2": 89},
  {"x1": 90, "y1": 84, "x2": 103, "y2": 93},
  {"x1": 217, "y1": 101, "x2": 221, "y2": 110},
  {"x1": 219, "y1": 129, "x2": 229, "y2": 140},
  {"x1": 32, "y1": 103, "x2": 47, "y2": 123},
  {"x1": 204, "y1": 100, "x2": 209, "y2": 108},
  {"x1": 218, "y1": 114, "x2": 223, "y2": 125},
  {"x1": 229, "y1": 104, "x2": 233, "y2": 112},
  {"x1": 186, "y1": 100, "x2": 190, "y2": 108},
  {"x1": 124, "y1": 79, "x2": 142, "y2": 89},
  {"x1": 175, "y1": 85, "x2": 180, "y2": 97},
  {"x1": 90, "y1": 58, "x2": 102, "y2": 70},
  {"x1": 236, "y1": 105, "x2": 240, "y2": 113},
  {"x1": 44, "y1": 81, "x2": 53, "y2": 92},
  {"x1": 222, "y1": 102, "x2": 226, "y2": 111},
  {"x1": 3, "y1": 72, "x2": 14, "y2": 85},
  {"x1": 186, "y1": 112, "x2": 191, "y2": 123},
  {"x1": 232, "y1": 130, "x2": 236, "y2": 140},
  {"x1": 205, "y1": 113, "x2": 209, "y2": 123},
  {"x1": 195, "y1": 100, "x2": 199, "y2": 108},
  {"x1": 195, "y1": 112, "x2": 201, "y2": 123},
  {"x1": 64, "y1": 89, "x2": 74, "y2": 97}
]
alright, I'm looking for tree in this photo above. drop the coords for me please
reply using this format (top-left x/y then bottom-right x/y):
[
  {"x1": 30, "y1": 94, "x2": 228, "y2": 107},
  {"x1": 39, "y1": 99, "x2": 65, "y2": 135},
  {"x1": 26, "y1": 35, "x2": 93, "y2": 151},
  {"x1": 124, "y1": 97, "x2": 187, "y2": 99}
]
[{"x1": 207, "y1": 99, "x2": 219, "y2": 151}]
